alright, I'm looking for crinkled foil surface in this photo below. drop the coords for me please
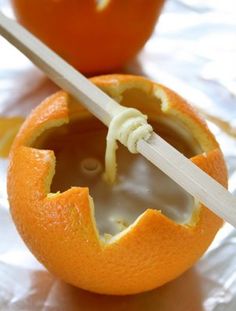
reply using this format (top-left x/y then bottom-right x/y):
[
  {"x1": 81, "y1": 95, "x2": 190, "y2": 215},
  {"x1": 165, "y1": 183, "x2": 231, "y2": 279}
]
[{"x1": 0, "y1": 0, "x2": 236, "y2": 310}]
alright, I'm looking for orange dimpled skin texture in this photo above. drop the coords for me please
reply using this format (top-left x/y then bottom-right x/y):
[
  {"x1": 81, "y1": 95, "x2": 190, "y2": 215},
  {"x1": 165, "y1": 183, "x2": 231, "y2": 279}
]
[
  {"x1": 8, "y1": 75, "x2": 228, "y2": 295},
  {"x1": 11, "y1": 0, "x2": 165, "y2": 73}
]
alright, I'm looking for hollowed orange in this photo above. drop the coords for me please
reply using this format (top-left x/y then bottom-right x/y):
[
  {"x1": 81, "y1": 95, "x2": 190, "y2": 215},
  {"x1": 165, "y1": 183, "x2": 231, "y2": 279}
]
[
  {"x1": 7, "y1": 75, "x2": 227, "y2": 295},
  {"x1": 11, "y1": 0, "x2": 165, "y2": 73}
]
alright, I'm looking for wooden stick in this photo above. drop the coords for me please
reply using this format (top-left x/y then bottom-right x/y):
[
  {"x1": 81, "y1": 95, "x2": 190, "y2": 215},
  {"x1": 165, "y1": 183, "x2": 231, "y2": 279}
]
[
  {"x1": 0, "y1": 12, "x2": 236, "y2": 227},
  {"x1": 0, "y1": 12, "x2": 119, "y2": 126}
]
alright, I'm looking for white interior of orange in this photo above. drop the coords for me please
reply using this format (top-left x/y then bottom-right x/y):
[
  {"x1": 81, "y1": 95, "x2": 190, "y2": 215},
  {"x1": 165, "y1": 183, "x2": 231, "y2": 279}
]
[
  {"x1": 32, "y1": 86, "x2": 206, "y2": 243},
  {"x1": 96, "y1": 0, "x2": 110, "y2": 11}
]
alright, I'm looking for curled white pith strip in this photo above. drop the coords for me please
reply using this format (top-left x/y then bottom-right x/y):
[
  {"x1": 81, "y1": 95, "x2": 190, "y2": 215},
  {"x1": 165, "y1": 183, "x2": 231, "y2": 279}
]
[{"x1": 103, "y1": 108, "x2": 153, "y2": 184}]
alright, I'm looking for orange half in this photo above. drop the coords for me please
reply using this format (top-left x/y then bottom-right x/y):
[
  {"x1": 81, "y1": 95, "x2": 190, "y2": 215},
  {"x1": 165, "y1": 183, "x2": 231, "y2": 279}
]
[
  {"x1": 11, "y1": 0, "x2": 165, "y2": 73},
  {"x1": 7, "y1": 75, "x2": 228, "y2": 295}
]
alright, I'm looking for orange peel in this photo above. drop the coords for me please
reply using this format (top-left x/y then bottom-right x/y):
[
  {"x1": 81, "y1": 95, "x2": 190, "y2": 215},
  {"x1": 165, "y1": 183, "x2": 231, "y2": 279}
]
[
  {"x1": 11, "y1": 0, "x2": 165, "y2": 73},
  {"x1": 7, "y1": 75, "x2": 228, "y2": 295}
]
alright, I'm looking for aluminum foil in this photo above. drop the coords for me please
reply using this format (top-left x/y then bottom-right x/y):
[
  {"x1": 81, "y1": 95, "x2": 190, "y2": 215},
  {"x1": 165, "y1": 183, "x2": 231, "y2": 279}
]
[{"x1": 0, "y1": 0, "x2": 236, "y2": 310}]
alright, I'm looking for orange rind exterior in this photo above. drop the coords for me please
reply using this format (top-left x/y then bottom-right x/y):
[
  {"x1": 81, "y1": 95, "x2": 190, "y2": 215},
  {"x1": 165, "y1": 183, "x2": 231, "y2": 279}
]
[
  {"x1": 11, "y1": 0, "x2": 165, "y2": 73},
  {"x1": 8, "y1": 75, "x2": 228, "y2": 295}
]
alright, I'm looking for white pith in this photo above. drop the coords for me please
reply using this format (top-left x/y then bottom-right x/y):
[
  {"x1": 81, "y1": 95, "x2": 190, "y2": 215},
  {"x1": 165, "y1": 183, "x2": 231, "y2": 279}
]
[{"x1": 96, "y1": 0, "x2": 110, "y2": 11}]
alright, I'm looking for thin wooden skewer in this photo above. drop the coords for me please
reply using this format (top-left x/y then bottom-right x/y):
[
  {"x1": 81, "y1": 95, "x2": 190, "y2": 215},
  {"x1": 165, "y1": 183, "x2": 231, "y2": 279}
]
[{"x1": 0, "y1": 12, "x2": 236, "y2": 227}]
